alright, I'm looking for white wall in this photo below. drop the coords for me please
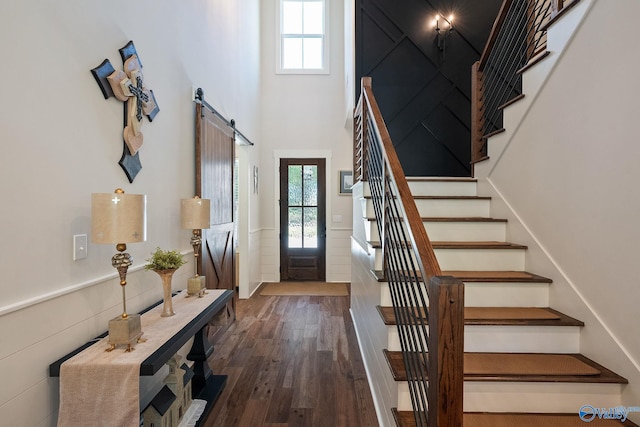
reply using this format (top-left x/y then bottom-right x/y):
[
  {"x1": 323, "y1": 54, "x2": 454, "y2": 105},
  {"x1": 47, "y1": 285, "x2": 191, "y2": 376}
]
[
  {"x1": 259, "y1": 0, "x2": 353, "y2": 283},
  {"x1": 344, "y1": 0, "x2": 356, "y2": 127},
  {"x1": 350, "y1": 183, "x2": 397, "y2": 427},
  {"x1": 478, "y1": 0, "x2": 640, "y2": 414},
  {"x1": 0, "y1": 0, "x2": 260, "y2": 425},
  {"x1": 237, "y1": 140, "x2": 264, "y2": 299}
]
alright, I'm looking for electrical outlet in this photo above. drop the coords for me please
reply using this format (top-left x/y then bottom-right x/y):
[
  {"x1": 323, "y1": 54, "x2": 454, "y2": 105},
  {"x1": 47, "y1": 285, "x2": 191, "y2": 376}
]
[{"x1": 73, "y1": 234, "x2": 88, "y2": 260}]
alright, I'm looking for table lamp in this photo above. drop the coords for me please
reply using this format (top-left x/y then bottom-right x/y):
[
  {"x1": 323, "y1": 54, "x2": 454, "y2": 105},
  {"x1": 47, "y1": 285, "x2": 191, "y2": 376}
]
[
  {"x1": 180, "y1": 196, "x2": 210, "y2": 297},
  {"x1": 92, "y1": 188, "x2": 147, "y2": 352}
]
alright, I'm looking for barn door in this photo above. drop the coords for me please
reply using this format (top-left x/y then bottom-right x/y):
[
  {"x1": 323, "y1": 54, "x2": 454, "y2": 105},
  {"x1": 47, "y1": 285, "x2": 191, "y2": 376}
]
[{"x1": 195, "y1": 102, "x2": 235, "y2": 324}]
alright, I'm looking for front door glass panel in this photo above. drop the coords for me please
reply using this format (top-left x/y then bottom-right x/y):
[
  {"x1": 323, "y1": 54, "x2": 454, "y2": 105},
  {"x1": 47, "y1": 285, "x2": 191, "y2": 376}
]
[{"x1": 287, "y1": 164, "x2": 318, "y2": 249}]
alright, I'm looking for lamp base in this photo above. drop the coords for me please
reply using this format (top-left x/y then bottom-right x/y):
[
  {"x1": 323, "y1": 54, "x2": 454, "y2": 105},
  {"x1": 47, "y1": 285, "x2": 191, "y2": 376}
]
[
  {"x1": 106, "y1": 314, "x2": 144, "y2": 352},
  {"x1": 187, "y1": 276, "x2": 206, "y2": 298}
]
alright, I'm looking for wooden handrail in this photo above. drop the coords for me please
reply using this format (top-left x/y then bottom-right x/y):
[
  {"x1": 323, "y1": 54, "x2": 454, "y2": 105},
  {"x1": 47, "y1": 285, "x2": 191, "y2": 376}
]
[
  {"x1": 478, "y1": 0, "x2": 516, "y2": 71},
  {"x1": 361, "y1": 78, "x2": 441, "y2": 279},
  {"x1": 355, "y1": 77, "x2": 464, "y2": 427},
  {"x1": 472, "y1": 0, "x2": 579, "y2": 163}
]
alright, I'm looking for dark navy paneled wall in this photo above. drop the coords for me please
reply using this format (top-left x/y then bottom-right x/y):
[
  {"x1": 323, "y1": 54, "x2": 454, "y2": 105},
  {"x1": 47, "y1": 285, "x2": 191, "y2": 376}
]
[{"x1": 356, "y1": 0, "x2": 502, "y2": 176}]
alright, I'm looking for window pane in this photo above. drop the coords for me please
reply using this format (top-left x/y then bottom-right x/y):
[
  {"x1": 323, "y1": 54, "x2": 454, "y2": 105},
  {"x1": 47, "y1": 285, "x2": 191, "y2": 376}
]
[
  {"x1": 303, "y1": 38, "x2": 323, "y2": 69},
  {"x1": 288, "y1": 165, "x2": 302, "y2": 205},
  {"x1": 288, "y1": 207, "x2": 302, "y2": 248},
  {"x1": 303, "y1": 1, "x2": 323, "y2": 34},
  {"x1": 303, "y1": 165, "x2": 317, "y2": 206},
  {"x1": 282, "y1": 1, "x2": 302, "y2": 34},
  {"x1": 303, "y1": 207, "x2": 318, "y2": 248},
  {"x1": 283, "y1": 37, "x2": 303, "y2": 69}
]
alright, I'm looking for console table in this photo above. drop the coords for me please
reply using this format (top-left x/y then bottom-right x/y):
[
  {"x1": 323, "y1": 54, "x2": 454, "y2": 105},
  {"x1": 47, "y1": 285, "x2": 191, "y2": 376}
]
[{"x1": 50, "y1": 289, "x2": 233, "y2": 427}]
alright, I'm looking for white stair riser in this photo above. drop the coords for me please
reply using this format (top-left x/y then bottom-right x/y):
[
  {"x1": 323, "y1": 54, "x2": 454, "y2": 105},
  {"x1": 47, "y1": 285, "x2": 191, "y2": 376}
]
[
  {"x1": 372, "y1": 247, "x2": 419, "y2": 272},
  {"x1": 380, "y1": 281, "x2": 549, "y2": 308},
  {"x1": 387, "y1": 328, "x2": 427, "y2": 353},
  {"x1": 365, "y1": 220, "x2": 506, "y2": 242},
  {"x1": 380, "y1": 282, "x2": 426, "y2": 307},
  {"x1": 374, "y1": 247, "x2": 469, "y2": 271},
  {"x1": 465, "y1": 382, "x2": 622, "y2": 413},
  {"x1": 374, "y1": 247, "x2": 526, "y2": 271},
  {"x1": 465, "y1": 282, "x2": 549, "y2": 307},
  {"x1": 363, "y1": 198, "x2": 491, "y2": 219},
  {"x1": 364, "y1": 180, "x2": 478, "y2": 197},
  {"x1": 426, "y1": 221, "x2": 505, "y2": 242},
  {"x1": 397, "y1": 382, "x2": 622, "y2": 412},
  {"x1": 436, "y1": 248, "x2": 525, "y2": 271},
  {"x1": 464, "y1": 325, "x2": 580, "y2": 353},
  {"x1": 387, "y1": 325, "x2": 580, "y2": 353},
  {"x1": 364, "y1": 220, "x2": 380, "y2": 242},
  {"x1": 381, "y1": 282, "x2": 426, "y2": 306},
  {"x1": 408, "y1": 181, "x2": 478, "y2": 197}
]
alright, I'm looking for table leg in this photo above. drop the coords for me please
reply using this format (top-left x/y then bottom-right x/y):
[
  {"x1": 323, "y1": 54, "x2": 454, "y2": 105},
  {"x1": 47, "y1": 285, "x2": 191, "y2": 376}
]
[
  {"x1": 186, "y1": 325, "x2": 227, "y2": 426},
  {"x1": 187, "y1": 325, "x2": 213, "y2": 395}
]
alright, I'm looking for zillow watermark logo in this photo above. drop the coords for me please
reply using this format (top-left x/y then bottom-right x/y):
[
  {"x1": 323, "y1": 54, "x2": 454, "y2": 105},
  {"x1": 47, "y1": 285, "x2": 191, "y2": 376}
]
[{"x1": 579, "y1": 405, "x2": 640, "y2": 423}]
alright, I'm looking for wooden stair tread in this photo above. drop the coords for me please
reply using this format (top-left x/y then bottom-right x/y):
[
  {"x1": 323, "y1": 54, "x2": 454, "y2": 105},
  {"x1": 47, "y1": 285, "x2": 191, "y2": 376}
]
[
  {"x1": 518, "y1": 50, "x2": 551, "y2": 75},
  {"x1": 377, "y1": 306, "x2": 584, "y2": 327},
  {"x1": 368, "y1": 241, "x2": 527, "y2": 250},
  {"x1": 363, "y1": 195, "x2": 490, "y2": 200},
  {"x1": 482, "y1": 128, "x2": 505, "y2": 140},
  {"x1": 432, "y1": 241, "x2": 527, "y2": 249},
  {"x1": 405, "y1": 177, "x2": 477, "y2": 182},
  {"x1": 443, "y1": 270, "x2": 552, "y2": 282},
  {"x1": 371, "y1": 269, "x2": 552, "y2": 283},
  {"x1": 498, "y1": 93, "x2": 525, "y2": 111},
  {"x1": 366, "y1": 216, "x2": 507, "y2": 222},
  {"x1": 384, "y1": 350, "x2": 628, "y2": 383},
  {"x1": 393, "y1": 409, "x2": 640, "y2": 427},
  {"x1": 470, "y1": 155, "x2": 490, "y2": 165}
]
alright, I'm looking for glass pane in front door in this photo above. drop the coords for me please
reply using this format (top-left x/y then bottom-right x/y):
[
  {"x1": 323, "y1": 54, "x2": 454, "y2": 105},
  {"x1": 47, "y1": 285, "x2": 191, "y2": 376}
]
[{"x1": 287, "y1": 164, "x2": 318, "y2": 249}]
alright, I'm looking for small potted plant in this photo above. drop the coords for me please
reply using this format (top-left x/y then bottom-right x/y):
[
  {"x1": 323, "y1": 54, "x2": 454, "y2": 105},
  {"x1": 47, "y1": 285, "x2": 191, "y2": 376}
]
[{"x1": 145, "y1": 247, "x2": 186, "y2": 317}]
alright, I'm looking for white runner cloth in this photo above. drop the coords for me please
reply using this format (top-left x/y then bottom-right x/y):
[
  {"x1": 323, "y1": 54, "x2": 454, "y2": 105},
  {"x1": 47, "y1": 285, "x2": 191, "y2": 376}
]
[{"x1": 58, "y1": 289, "x2": 226, "y2": 427}]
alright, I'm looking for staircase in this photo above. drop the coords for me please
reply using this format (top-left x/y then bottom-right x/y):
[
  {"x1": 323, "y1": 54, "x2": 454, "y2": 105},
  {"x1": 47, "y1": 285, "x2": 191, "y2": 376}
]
[
  {"x1": 357, "y1": 177, "x2": 637, "y2": 426},
  {"x1": 351, "y1": 1, "x2": 640, "y2": 425}
]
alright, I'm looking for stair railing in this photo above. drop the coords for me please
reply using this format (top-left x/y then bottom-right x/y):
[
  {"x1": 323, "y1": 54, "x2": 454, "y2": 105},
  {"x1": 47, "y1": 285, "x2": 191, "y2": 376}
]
[
  {"x1": 355, "y1": 77, "x2": 464, "y2": 427},
  {"x1": 471, "y1": 0, "x2": 580, "y2": 163}
]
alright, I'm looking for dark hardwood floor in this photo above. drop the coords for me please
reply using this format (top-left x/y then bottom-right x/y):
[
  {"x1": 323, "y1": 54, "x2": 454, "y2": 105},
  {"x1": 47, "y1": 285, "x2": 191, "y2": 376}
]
[{"x1": 202, "y1": 290, "x2": 379, "y2": 427}]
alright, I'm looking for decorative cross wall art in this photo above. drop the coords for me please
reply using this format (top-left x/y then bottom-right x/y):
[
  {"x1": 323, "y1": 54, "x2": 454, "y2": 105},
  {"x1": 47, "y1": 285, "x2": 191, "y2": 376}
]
[{"x1": 90, "y1": 41, "x2": 160, "y2": 183}]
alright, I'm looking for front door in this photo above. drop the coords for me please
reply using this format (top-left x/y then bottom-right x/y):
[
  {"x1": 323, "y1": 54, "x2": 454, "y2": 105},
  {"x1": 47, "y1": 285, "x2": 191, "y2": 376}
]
[{"x1": 279, "y1": 158, "x2": 326, "y2": 281}]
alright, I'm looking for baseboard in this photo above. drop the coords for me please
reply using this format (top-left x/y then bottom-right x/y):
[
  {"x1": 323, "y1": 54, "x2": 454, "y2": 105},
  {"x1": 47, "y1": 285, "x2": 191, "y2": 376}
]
[{"x1": 349, "y1": 307, "x2": 388, "y2": 427}]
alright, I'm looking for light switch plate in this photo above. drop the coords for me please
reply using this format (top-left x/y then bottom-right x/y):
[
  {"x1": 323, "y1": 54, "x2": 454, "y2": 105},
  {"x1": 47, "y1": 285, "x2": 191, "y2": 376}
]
[{"x1": 73, "y1": 234, "x2": 88, "y2": 260}]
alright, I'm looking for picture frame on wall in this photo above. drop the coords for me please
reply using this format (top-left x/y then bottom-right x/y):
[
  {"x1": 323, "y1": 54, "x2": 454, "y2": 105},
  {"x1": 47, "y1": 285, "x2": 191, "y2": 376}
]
[{"x1": 339, "y1": 170, "x2": 353, "y2": 195}]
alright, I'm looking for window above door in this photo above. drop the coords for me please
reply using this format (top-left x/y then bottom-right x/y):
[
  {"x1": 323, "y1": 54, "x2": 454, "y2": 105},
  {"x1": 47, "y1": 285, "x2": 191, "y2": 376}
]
[{"x1": 277, "y1": 0, "x2": 330, "y2": 74}]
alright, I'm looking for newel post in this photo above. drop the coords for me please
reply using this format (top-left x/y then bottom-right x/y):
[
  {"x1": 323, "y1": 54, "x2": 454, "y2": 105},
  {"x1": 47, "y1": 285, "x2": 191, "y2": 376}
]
[
  {"x1": 471, "y1": 61, "x2": 484, "y2": 165},
  {"x1": 428, "y1": 276, "x2": 464, "y2": 427}
]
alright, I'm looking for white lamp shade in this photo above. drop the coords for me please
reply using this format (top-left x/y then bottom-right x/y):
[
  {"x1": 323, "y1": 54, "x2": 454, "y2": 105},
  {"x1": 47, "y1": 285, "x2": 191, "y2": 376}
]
[
  {"x1": 91, "y1": 192, "x2": 147, "y2": 244},
  {"x1": 181, "y1": 198, "x2": 211, "y2": 229}
]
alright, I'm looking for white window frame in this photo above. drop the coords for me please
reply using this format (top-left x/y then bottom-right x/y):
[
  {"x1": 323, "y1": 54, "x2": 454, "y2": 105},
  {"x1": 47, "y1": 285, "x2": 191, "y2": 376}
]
[{"x1": 276, "y1": 0, "x2": 330, "y2": 75}]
